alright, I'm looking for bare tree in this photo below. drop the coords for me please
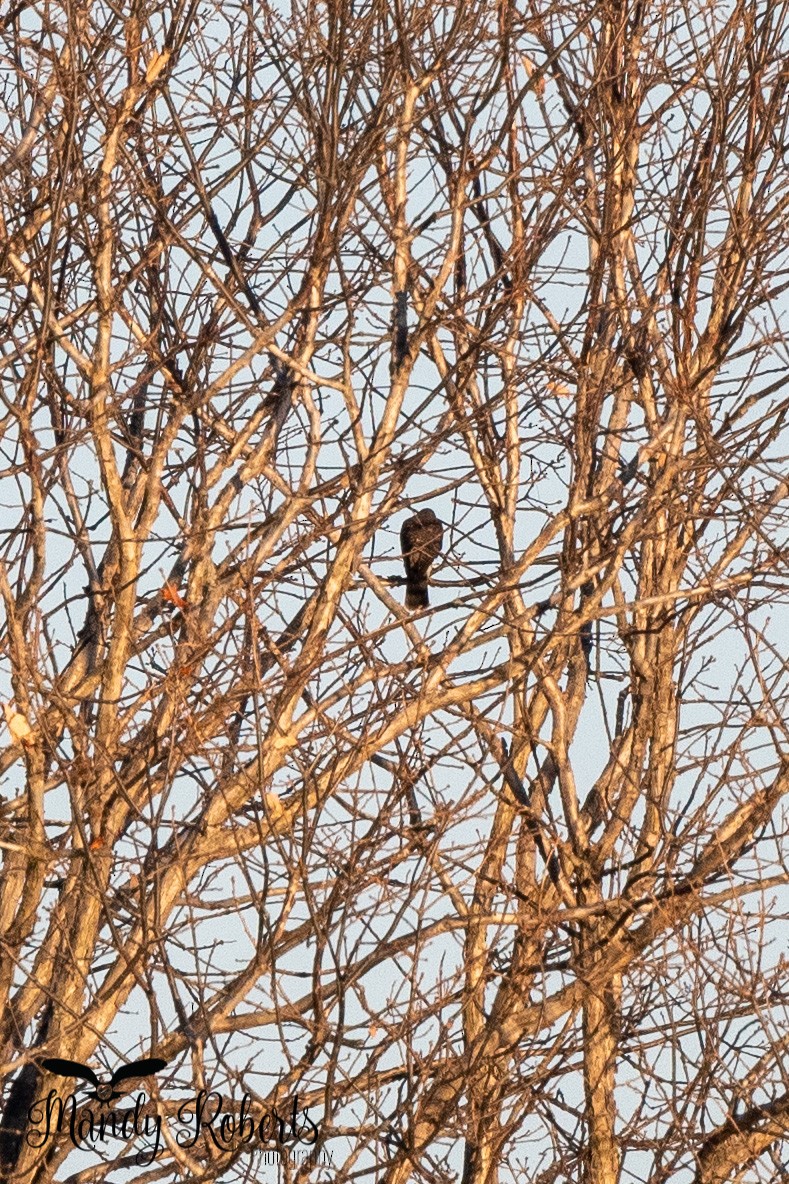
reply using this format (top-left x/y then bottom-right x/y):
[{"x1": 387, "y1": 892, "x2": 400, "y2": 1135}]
[{"x1": 1, "y1": 0, "x2": 789, "y2": 1182}]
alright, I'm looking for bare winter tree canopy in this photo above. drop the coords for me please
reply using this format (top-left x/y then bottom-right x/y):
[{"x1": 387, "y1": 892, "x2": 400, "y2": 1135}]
[{"x1": 2, "y1": 0, "x2": 789, "y2": 1181}]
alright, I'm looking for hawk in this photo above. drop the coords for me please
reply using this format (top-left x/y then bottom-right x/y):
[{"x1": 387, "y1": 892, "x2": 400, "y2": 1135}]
[{"x1": 400, "y1": 509, "x2": 444, "y2": 609}]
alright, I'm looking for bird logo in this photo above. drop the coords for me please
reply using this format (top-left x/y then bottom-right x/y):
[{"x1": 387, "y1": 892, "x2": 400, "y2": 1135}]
[{"x1": 41, "y1": 1057, "x2": 168, "y2": 1104}]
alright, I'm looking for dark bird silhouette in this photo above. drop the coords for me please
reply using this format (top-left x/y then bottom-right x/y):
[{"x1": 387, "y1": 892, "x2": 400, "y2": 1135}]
[
  {"x1": 0, "y1": 1060, "x2": 41, "y2": 1174},
  {"x1": 41, "y1": 1057, "x2": 168, "y2": 1104},
  {"x1": 393, "y1": 290, "x2": 409, "y2": 368},
  {"x1": 400, "y1": 509, "x2": 444, "y2": 609},
  {"x1": 0, "y1": 1003, "x2": 53, "y2": 1173},
  {"x1": 625, "y1": 347, "x2": 647, "y2": 381},
  {"x1": 618, "y1": 454, "x2": 639, "y2": 485}
]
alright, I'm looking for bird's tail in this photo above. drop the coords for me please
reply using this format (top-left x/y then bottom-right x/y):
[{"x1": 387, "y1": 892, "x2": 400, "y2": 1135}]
[{"x1": 405, "y1": 582, "x2": 429, "y2": 609}]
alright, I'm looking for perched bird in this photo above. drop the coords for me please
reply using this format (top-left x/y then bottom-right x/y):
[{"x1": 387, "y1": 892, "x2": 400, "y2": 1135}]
[
  {"x1": 3, "y1": 702, "x2": 34, "y2": 748},
  {"x1": 0, "y1": 1002, "x2": 52, "y2": 1172},
  {"x1": 393, "y1": 291, "x2": 409, "y2": 368},
  {"x1": 400, "y1": 509, "x2": 444, "y2": 610},
  {"x1": 618, "y1": 454, "x2": 639, "y2": 485}
]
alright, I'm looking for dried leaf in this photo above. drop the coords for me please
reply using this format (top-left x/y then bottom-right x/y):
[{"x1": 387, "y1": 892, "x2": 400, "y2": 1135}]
[{"x1": 163, "y1": 581, "x2": 188, "y2": 610}]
